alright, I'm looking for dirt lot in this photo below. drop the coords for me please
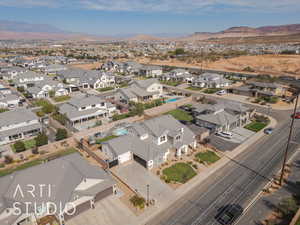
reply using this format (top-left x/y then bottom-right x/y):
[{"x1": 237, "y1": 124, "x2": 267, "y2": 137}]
[
  {"x1": 69, "y1": 62, "x2": 101, "y2": 70},
  {"x1": 137, "y1": 54, "x2": 300, "y2": 77}
]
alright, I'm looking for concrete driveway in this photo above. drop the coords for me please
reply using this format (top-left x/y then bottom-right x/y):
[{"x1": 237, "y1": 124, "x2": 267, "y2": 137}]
[
  {"x1": 66, "y1": 195, "x2": 138, "y2": 225},
  {"x1": 113, "y1": 162, "x2": 175, "y2": 206}
]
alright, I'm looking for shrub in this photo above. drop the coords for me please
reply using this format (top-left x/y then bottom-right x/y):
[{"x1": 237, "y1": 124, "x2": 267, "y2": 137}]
[
  {"x1": 35, "y1": 133, "x2": 48, "y2": 147},
  {"x1": 130, "y1": 195, "x2": 146, "y2": 209},
  {"x1": 55, "y1": 128, "x2": 68, "y2": 141},
  {"x1": 14, "y1": 141, "x2": 26, "y2": 153},
  {"x1": 31, "y1": 147, "x2": 39, "y2": 155},
  {"x1": 4, "y1": 155, "x2": 13, "y2": 164},
  {"x1": 36, "y1": 111, "x2": 46, "y2": 117}
]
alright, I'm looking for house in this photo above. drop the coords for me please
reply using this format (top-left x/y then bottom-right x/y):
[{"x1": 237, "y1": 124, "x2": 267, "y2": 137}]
[
  {"x1": 0, "y1": 153, "x2": 116, "y2": 225},
  {"x1": 139, "y1": 65, "x2": 163, "y2": 77},
  {"x1": 0, "y1": 84, "x2": 12, "y2": 95},
  {"x1": 26, "y1": 80, "x2": 68, "y2": 99},
  {"x1": 0, "y1": 93, "x2": 20, "y2": 108},
  {"x1": 58, "y1": 95, "x2": 116, "y2": 127},
  {"x1": 161, "y1": 69, "x2": 195, "y2": 83},
  {"x1": 101, "y1": 61, "x2": 124, "y2": 73},
  {"x1": 102, "y1": 115, "x2": 196, "y2": 169},
  {"x1": 192, "y1": 73, "x2": 231, "y2": 88},
  {"x1": 231, "y1": 81, "x2": 286, "y2": 98},
  {"x1": 192, "y1": 102, "x2": 254, "y2": 132},
  {"x1": 0, "y1": 109, "x2": 42, "y2": 145},
  {"x1": 13, "y1": 71, "x2": 46, "y2": 88},
  {"x1": 57, "y1": 69, "x2": 115, "y2": 90},
  {"x1": 115, "y1": 78, "x2": 163, "y2": 104},
  {"x1": 0, "y1": 66, "x2": 26, "y2": 80},
  {"x1": 42, "y1": 64, "x2": 67, "y2": 75},
  {"x1": 123, "y1": 61, "x2": 143, "y2": 75}
]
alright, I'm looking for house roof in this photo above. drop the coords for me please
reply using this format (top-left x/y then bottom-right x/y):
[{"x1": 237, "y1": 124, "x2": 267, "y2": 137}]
[
  {"x1": 0, "y1": 109, "x2": 38, "y2": 127},
  {"x1": 0, "y1": 153, "x2": 115, "y2": 217}
]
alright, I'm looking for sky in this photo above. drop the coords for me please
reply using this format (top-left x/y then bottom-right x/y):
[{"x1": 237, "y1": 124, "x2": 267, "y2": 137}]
[{"x1": 0, "y1": 0, "x2": 299, "y2": 36}]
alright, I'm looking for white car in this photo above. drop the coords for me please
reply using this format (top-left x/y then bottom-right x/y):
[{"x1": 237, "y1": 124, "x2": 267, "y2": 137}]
[
  {"x1": 216, "y1": 131, "x2": 233, "y2": 139},
  {"x1": 216, "y1": 90, "x2": 227, "y2": 95}
]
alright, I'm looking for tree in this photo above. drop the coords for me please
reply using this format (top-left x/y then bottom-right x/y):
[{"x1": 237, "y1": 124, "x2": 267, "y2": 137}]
[
  {"x1": 49, "y1": 90, "x2": 55, "y2": 98},
  {"x1": 55, "y1": 128, "x2": 68, "y2": 141},
  {"x1": 174, "y1": 48, "x2": 185, "y2": 55},
  {"x1": 4, "y1": 155, "x2": 13, "y2": 164},
  {"x1": 42, "y1": 103, "x2": 55, "y2": 114},
  {"x1": 35, "y1": 133, "x2": 48, "y2": 147},
  {"x1": 14, "y1": 141, "x2": 26, "y2": 153}
]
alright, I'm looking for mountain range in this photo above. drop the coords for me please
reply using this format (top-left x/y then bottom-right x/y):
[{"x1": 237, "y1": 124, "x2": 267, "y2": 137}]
[{"x1": 0, "y1": 20, "x2": 300, "y2": 41}]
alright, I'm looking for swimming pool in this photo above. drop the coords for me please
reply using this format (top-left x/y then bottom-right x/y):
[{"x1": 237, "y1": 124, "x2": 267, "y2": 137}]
[
  {"x1": 113, "y1": 128, "x2": 128, "y2": 136},
  {"x1": 165, "y1": 98, "x2": 180, "y2": 103}
]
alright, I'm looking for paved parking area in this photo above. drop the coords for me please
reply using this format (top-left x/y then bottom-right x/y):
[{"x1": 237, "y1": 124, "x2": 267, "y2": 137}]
[
  {"x1": 67, "y1": 195, "x2": 138, "y2": 225},
  {"x1": 113, "y1": 162, "x2": 176, "y2": 205},
  {"x1": 210, "y1": 127, "x2": 255, "y2": 151}
]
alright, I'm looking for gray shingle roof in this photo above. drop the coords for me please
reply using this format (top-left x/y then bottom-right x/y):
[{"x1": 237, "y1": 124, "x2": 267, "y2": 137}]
[{"x1": 0, "y1": 109, "x2": 38, "y2": 127}]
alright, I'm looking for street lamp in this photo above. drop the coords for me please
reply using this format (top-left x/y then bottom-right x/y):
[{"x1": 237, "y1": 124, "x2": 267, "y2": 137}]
[{"x1": 279, "y1": 91, "x2": 299, "y2": 185}]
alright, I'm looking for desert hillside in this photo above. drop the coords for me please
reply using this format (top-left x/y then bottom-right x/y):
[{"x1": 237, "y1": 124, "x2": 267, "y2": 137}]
[{"x1": 137, "y1": 54, "x2": 300, "y2": 77}]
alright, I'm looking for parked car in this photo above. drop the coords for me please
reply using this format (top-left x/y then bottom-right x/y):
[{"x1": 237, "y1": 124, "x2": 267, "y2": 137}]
[
  {"x1": 216, "y1": 90, "x2": 227, "y2": 95},
  {"x1": 216, "y1": 131, "x2": 233, "y2": 139},
  {"x1": 292, "y1": 112, "x2": 300, "y2": 119},
  {"x1": 264, "y1": 128, "x2": 274, "y2": 134},
  {"x1": 216, "y1": 204, "x2": 243, "y2": 225}
]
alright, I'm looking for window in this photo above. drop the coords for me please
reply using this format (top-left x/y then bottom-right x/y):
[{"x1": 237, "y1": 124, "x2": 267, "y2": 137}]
[
  {"x1": 91, "y1": 104, "x2": 96, "y2": 108},
  {"x1": 81, "y1": 107, "x2": 86, "y2": 110},
  {"x1": 101, "y1": 102, "x2": 105, "y2": 106},
  {"x1": 176, "y1": 135, "x2": 181, "y2": 140},
  {"x1": 160, "y1": 135, "x2": 166, "y2": 142}
]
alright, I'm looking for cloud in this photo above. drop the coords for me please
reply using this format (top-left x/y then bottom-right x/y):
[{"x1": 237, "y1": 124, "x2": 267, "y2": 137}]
[{"x1": 0, "y1": 0, "x2": 299, "y2": 13}]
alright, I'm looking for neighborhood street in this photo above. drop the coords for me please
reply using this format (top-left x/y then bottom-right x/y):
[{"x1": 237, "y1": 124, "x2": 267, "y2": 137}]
[{"x1": 147, "y1": 107, "x2": 300, "y2": 225}]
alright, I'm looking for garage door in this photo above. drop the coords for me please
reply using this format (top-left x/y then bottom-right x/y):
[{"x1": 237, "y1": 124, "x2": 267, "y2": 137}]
[
  {"x1": 133, "y1": 154, "x2": 147, "y2": 168},
  {"x1": 118, "y1": 152, "x2": 131, "y2": 164},
  {"x1": 95, "y1": 187, "x2": 113, "y2": 202},
  {"x1": 63, "y1": 200, "x2": 91, "y2": 221}
]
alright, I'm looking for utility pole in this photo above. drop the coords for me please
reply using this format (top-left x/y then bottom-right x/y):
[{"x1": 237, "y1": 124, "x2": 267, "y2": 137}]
[
  {"x1": 279, "y1": 93, "x2": 299, "y2": 185},
  {"x1": 146, "y1": 184, "x2": 150, "y2": 206}
]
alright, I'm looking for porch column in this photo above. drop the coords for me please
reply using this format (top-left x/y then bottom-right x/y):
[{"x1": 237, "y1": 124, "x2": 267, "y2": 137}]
[{"x1": 176, "y1": 148, "x2": 181, "y2": 157}]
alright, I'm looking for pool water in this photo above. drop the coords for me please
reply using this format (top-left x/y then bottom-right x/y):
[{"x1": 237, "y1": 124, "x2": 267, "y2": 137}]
[
  {"x1": 113, "y1": 128, "x2": 128, "y2": 136},
  {"x1": 165, "y1": 98, "x2": 180, "y2": 103}
]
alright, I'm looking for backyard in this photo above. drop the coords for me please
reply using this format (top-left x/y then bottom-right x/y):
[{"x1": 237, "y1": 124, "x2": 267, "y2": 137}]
[
  {"x1": 160, "y1": 80, "x2": 182, "y2": 86},
  {"x1": 166, "y1": 109, "x2": 193, "y2": 122},
  {"x1": 162, "y1": 162, "x2": 197, "y2": 183},
  {"x1": 203, "y1": 88, "x2": 222, "y2": 94},
  {"x1": 97, "y1": 86, "x2": 115, "y2": 92},
  {"x1": 195, "y1": 150, "x2": 220, "y2": 165},
  {"x1": 186, "y1": 87, "x2": 203, "y2": 91},
  {"x1": 53, "y1": 95, "x2": 71, "y2": 102},
  {"x1": 11, "y1": 139, "x2": 36, "y2": 152}
]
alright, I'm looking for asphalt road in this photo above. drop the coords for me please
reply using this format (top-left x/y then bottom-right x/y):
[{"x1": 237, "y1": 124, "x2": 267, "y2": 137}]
[{"x1": 147, "y1": 109, "x2": 300, "y2": 225}]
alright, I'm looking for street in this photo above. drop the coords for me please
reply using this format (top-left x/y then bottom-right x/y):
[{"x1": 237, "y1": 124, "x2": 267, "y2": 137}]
[{"x1": 147, "y1": 108, "x2": 300, "y2": 225}]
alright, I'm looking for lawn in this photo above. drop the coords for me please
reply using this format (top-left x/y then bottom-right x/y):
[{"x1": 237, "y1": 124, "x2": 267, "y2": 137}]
[
  {"x1": 203, "y1": 88, "x2": 222, "y2": 94},
  {"x1": 53, "y1": 95, "x2": 71, "y2": 102},
  {"x1": 11, "y1": 139, "x2": 36, "y2": 152},
  {"x1": 96, "y1": 135, "x2": 118, "y2": 144},
  {"x1": 195, "y1": 151, "x2": 220, "y2": 165},
  {"x1": 97, "y1": 87, "x2": 115, "y2": 92},
  {"x1": 244, "y1": 121, "x2": 268, "y2": 132},
  {"x1": 186, "y1": 86, "x2": 203, "y2": 91},
  {"x1": 162, "y1": 163, "x2": 197, "y2": 183},
  {"x1": 160, "y1": 80, "x2": 182, "y2": 86},
  {"x1": 166, "y1": 109, "x2": 193, "y2": 122}
]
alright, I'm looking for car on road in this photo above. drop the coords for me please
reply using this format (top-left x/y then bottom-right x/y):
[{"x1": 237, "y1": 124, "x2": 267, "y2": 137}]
[
  {"x1": 216, "y1": 131, "x2": 233, "y2": 139},
  {"x1": 292, "y1": 112, "x2": 300, "y2": 119},
  {"x1": 216, "y1": 204, "x2": 243, "y2": 225},
  {"x1": 264, "y1": 128, "x2": 274, "y2": 134},
  {"x1": 216, "y1": 90, "x2": 227, "y2": 95}
]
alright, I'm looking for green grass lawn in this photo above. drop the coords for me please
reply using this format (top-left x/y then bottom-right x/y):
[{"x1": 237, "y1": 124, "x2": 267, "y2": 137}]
[
  {"x1": 244, "y1": 121, "x2": 268, "y2": 132},
  {"x1": 53, "y1": 95, "x2": 71, "y2": 102},
  {"x1": 186, "y1": 86, "x2": 203, "y2": 91},
  {"x1": 160, "y1": 80, "x2": 182, "y2": 86},
  {"x1": 97, "y1": 87, "x2": 115, "y2": 92},
  {"x1": 202, "y1": 88, "x2": 222, "y2": 94},
  {"x1": 195, "y1": 151, "x2": 220, "y2": 164},
  {"x1": 11, "y1": 139, "x2": 36, "y2": 152},
  {"x1": 166, "y1": 109, "x2": 193, "y2": 122},
  {"x1": 163, "y1": 163, "x2": 197, "y2": 183},
  {"x1": 96, "y1": 135, "x2": 118, "y2": 144}
]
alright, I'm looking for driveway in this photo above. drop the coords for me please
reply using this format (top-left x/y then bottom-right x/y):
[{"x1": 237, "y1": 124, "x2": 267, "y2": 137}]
[
  {"x1": 66, "y1": 195, "x2": 138, "y2": 225},
  {"x1": 209, "y1": 127, "x2": 255, "y2": 151},
  {"x1": 113, "y1": 162, "x2": 176, "y2": 205}
]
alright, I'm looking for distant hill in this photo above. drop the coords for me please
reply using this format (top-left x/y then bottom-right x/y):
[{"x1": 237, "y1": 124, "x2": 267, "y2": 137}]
[{"x1": 181, "y1": 24, "x2": 300, "y2": 41}]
